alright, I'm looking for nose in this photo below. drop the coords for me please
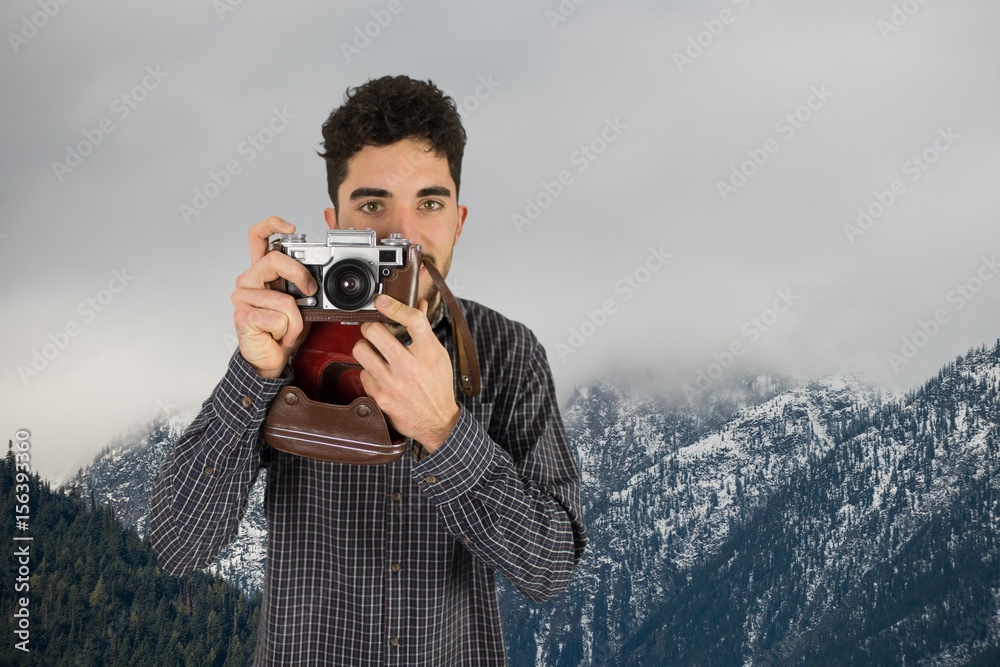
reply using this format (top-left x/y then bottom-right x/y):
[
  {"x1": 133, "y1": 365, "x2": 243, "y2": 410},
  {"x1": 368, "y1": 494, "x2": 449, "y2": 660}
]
[{"x1": 389, "y1": 207, "x2": 422, "y2": 247}]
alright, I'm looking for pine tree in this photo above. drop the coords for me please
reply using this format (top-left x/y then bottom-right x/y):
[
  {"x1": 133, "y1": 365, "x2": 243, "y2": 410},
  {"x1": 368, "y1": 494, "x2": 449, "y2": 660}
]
[{"x1": 0, "y1": 452, "x2": 260, "y2": 665}]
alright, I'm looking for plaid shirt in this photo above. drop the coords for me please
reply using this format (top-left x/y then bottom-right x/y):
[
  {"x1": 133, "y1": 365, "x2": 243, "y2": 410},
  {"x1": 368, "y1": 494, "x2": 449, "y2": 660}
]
[{"x1": 149, "y1": 298, "x2": 587, "y2": 666}]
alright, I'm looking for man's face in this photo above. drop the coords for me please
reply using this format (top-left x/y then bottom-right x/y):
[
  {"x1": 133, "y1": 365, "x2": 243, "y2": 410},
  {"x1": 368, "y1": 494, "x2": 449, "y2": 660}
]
[{"x1": 325, "y1": 138, "x2": 467, "y2": 321}]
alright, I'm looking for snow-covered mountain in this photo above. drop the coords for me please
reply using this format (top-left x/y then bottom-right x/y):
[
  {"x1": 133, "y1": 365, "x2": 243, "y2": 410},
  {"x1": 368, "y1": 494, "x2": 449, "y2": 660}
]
[
  {"x1": 67, "y1": 343, "x2": 1000, "y2": 665},
  {"x1": 504, "y1": 345, "x2": 1000, "y2": 666},
  {"x1": 64, "y1": 407, "x2": 268, "y2": 594}
]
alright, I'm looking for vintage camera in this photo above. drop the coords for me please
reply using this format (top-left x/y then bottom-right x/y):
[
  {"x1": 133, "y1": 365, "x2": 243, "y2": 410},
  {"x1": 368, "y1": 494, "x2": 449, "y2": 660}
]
[{"x1": 268, "y1": 228, "x2": 422, "y2": 321}]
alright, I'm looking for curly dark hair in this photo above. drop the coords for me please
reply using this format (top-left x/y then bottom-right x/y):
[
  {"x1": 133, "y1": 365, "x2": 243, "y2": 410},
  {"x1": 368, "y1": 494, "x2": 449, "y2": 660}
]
[{"x1": 319, "y1": 75, "x2": 467, "y2": 208}]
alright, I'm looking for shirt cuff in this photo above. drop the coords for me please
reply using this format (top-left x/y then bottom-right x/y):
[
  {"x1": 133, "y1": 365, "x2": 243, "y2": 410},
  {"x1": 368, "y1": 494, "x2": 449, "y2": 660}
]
[
  {"x1": 411, "y1": 405, "x2": 494, "y2": 504},
  {"x1": 211, "y1": 352, "x2": 292, "y2": 432}
]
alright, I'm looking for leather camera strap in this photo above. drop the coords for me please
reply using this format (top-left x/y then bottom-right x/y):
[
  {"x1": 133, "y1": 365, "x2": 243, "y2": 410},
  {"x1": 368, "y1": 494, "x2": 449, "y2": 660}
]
[{"x1": 422, "y1": 257, "x2": 481, "y2": 397}]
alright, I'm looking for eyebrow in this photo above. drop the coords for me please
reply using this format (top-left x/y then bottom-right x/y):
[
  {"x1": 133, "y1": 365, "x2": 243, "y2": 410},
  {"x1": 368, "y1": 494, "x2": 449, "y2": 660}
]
[
  {"x1": 349, "y1": 187, "x2": 391, "y2": 200},
  {"x1": 417, "y1": 186, "x2": 452, "y2": 198},
  {"x1": 347, "y1": 186, "x2": 453, "y2": 200}
]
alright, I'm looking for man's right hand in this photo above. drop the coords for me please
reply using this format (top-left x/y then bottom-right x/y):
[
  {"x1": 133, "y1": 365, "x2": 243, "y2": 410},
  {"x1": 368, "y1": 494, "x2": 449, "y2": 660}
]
[{"x1": 231, "y1": 216, "x2": 318, "y2": 379}]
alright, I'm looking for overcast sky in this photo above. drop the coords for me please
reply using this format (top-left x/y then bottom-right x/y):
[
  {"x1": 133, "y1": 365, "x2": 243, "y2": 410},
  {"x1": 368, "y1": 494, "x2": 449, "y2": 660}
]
[{"x1": 3, "y1": 0, "x2": 999, "y2": 482}]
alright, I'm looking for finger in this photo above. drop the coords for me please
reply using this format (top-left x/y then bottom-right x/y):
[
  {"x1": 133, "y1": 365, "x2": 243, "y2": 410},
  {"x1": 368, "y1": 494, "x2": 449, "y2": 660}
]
[
  {"x1": 237, "y1": 252, "x2": 317, "y2": 295},
  {"x1": 232, "y1": 287, "x2": 305, "y2": 347},
  {"x1": 352, "y1": 338, "x2": 390, "y2": 376},
  {"x1": 233, "y1": 293, "x2": 294, "y2": 345},
  {"x1": 357, "y1": 369, "x2": 392, "y2": 415},
  {"x1": 291, "y1": 319, "x2": 313, "y2": 349},
  {"x1": 374, "y1": 295, "x2": 433, "y2": 342},
  {"x1": 248, "y1": 216, "x2": 295, "y2": 264},
  {"x1": 358, "y1": 368, "x2": 376, "y2": 396},
  {"x1": 418, "y1": 298, "x2": 429, "y2": 318},
  {"x1": 234, "y1": 302, "x2": 289, "y2": 343},
  {"x1": 359, "y1": 320, "x2": 409, "y2": 365}
]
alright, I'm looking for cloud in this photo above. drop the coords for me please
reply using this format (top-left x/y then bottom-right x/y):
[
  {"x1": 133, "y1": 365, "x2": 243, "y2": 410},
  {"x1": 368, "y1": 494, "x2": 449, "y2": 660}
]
[{"x1": 2, "y1": 0, "x2": 999, "y2": 480}]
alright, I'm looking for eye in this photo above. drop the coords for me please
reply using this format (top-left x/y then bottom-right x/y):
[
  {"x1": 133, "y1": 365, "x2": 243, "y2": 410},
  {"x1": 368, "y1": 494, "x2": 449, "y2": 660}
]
[
  {"x1": 419, "y1": 200, "x2": 443, "y2": 211},
  {"x1": 359, "y1": 201, "x2": 384, "y2": 215}
]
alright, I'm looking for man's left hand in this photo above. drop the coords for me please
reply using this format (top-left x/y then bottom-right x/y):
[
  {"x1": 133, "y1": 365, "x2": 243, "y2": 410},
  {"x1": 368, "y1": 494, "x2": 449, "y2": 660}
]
[{"x1": 353, "y1": 295, "x2": 460, "y2": 454}]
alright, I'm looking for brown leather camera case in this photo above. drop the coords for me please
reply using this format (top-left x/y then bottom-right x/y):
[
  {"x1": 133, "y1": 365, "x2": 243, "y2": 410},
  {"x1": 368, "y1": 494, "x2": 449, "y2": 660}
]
[{"x1": 264, "y1": 386, "x2": 409, "y2": 464}]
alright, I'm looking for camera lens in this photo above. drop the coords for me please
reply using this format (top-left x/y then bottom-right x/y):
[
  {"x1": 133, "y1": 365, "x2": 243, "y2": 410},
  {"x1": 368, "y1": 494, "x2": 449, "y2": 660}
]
[
  {"x1": 340, "y1": 274, "x2": 362, "y2": 296},
  {"x1": 325, "y1": 258, "x2": 376, "y2": 311}
]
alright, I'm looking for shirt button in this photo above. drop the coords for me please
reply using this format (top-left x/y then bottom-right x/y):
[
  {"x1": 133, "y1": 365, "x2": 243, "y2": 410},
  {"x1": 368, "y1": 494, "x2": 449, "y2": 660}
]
[
  {"x1": 389, "y1": 637, "x2": 400, "y2": 647},
  {"x1": 203, "y1": 466, "x2": 215, "y2": 476},
  {"x1": 390, "y1": 562, "x2": 401, "y2": 573},
  {"x1": 462, "y1": 537, "x2": 471, "y2": 545},
  {"x1": 391, "y1": 490, "x2": 403, "y2": 502},
  {"x1": 424, "y1": 474, "x2": 438, "y2": 484},
  {"x1": 241, "y1": 396, "x2": 253, "y2": 409}
]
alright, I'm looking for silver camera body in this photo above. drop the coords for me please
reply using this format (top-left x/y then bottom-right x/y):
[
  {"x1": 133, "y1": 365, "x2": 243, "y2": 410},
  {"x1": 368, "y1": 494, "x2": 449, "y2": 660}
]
[{"x1": 269, "y1": 229, "x2": 420, "y2": 313}]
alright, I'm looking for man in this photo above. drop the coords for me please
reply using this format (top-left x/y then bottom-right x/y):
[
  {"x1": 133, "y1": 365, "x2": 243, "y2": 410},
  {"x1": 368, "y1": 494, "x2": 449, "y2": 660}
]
[{"x1": 149, "y1": 75, "x2": 587, "y2": 666}]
